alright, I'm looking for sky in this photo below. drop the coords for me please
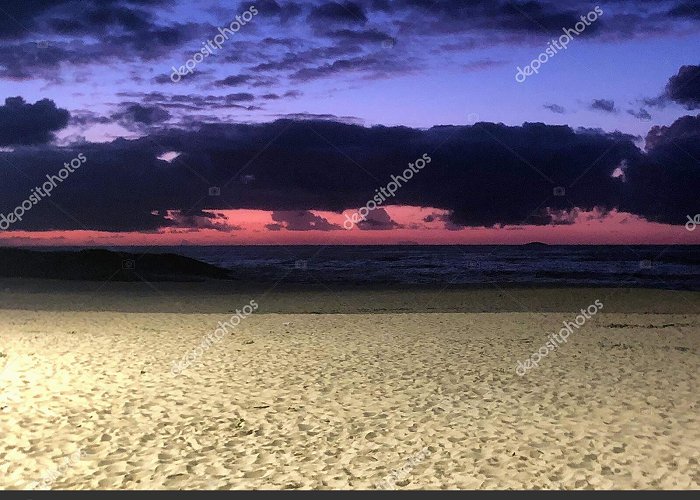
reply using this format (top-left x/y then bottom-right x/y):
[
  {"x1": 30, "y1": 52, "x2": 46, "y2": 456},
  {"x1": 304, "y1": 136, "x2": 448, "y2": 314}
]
[{"x1": 0, "y1": 0, "x2": 699, "y2": 245}]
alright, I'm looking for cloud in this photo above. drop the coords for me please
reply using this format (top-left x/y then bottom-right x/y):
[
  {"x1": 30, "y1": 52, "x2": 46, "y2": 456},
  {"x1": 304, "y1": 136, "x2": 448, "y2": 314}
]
[
  {"x1": 0, "y1": 97, "x2": 70, "y2": 146},
  {"x1": 166, "y1": 210, "x2": 241, "y2": 231},
  {"x1": 221, "y1": 93, "x2": 255, "y2": 102},
  {"x1": 269, "y1": 210, "x2": 341, "y2": 230},
  {"x1": 289, "y1": 54, "x2": 412, "y2": 82},
  {"x1": 645, "y1": 113, "x2": 700, "y2": 150},
  {"x1": 543, "y1": 103, "x2": 566, "y2": 114},
  {"x1": 326, "y1": 28, "x2": 394, "y2": 45},
  {"x1": 423, "y1": 211, "x2": 464, "y2": 231},
  {"x1": 0, "y1": 1, "x2": 208, "y2": 81},
  {"x1": 274, "y1": 112, "x2": 362, "y2": 124},
  {"x1": 1, "y1": 1, "x2": 695, "y2": 91},
  {"x1": 308, "y1": 2, "x2": 367, "y2": 25},
  {"x1": 627, "y1": 108, "x2": 652, "y2": 120},
  {"x1": 111, "y1": 103, "x2": 171, "y2": 127},
  {"x1": 211, "y1": 75, "x2": 255, "y2": 87},
  {"x1": 119, "y1": 91, "x2": 262, "y2": 113},
  {"x1": 245, "y1": 0, "x2": 302, "y2": 23},
  {"x1": 357, "y1": 208, "x2": 401, "y2": 230},
  {"x1": 1, "y1": 106, "x2": 698, "y2": 233},
  {"x1": 667, "y1": 1, "x2": 700, "y2": 20},
  {"x1": 262, "y1": 90, "x2": 302, "y2": 100},
  {"x1": 665, "y1": 64, "x2": 700, "y2": 110},
  {"x1": 626, "y1": 113, "x2": 700, "y2": 224},
  {"x1": 589, "y1": 99, "x2": 617, "y2": 113},
  {"x1": 69, "y1": 110, "x2": 112, "y2": 126},
  {"x1": 209, "y1": 74, "x2": 279, "y2": 89}
]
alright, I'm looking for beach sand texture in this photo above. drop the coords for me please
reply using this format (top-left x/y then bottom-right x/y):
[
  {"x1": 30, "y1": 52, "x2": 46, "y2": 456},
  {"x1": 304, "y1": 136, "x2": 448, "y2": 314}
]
[{"x1": 1, "y1": 289, "x2": 699, "y2": 489}]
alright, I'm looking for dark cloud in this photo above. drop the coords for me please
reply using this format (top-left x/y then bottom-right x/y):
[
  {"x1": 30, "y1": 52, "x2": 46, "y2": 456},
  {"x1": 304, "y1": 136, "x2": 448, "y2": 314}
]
[
  {"x1": 47, "y1": 3, "x2": 155, "y2": 35},
  {"x1": 0, "y1": 97, "x2": 70, "y2": 146},
  {"x1": 645, "y1": 113, "x2": 700, "y2": 150},
  {"x1": 246, "y1": 0, "x2": 302, "y2": 23},
  {"x1": 667, "y1": 1, "x2": 700, "y2": 20},
  {"x1": 665, "y1": 64, "x2": 700, "y2": 110},
  {"x1": 308, "y1": 2, "x2": 367, "y2": 25},
  {"x1": 153, "y1": 69, "x2": 214, "y2": 85},
  {"x1": 0, "y1": 1, "x2": 209, "y2": 81},
  {"x1": 290, "y1": 54, "x2": 411, "y2": 81},
  {"x1": 69, "y1": 110, "x2": 112, "y2": 126},
  {"x1": 326, "y1": 28, "x2": 394, "y2": 44},
  {"x1": 2, "y1": 113, "x2": 698, "y2": 232},
  {"x1": 261, "y1": 90, "x2": 302, "y2": 100},
  {"x1": 625, "y1": 113, "x2": 700, "y2": 225},
  {"x1": 1, "y1": 1, "x2": 695, "y2": 89},
  {"x1": 0, "y1": 42, "x2": 92, "y2": 80},
  {"x1": 425, "y1": 212, "x2": 464, "y2": 231},
  {"x1": 212, "y1": 75, "x2": 255, "y2": 87},
  {"x1": 269, "y1": 211, "x2": 341, "y2": 230},
  {"x1": 250, "y1": 44, "x2": 363, "y2": 76},
  {"x1": 0, "y1": 26, "x2": 209, "y2": 81},
  {"x1": 221, "y1": 93, "x2": 255, "y2": 102},
  {"x1": 166, "y1": 210, "x2": 241, "y2": 231},
  {"x1": 627, "y1": 108, "x2": 652, "y2": 120},
  {"x1": 0, "y1": 0, "x2": 169, "y2": 40},
  {"x1": 112, "y1": 103, "x2": 171, "y2": 126},
  {"x1": 590, "y1": 99, "x2": 617, "y2": 113},
  {"x1": 274, "y1": 112, "x2": 362, "y2": 124},
  {"x1": 543, "y1": 103, "x2": 566, "y2": 114},
  {"x1": 365, "y1": 0, "x2": 585, "y2": 35},
  {"x1": 120, "y1": 92, "x2": 261, "y2": 113},
  {"x1": 357, "y1": 208, "x2": 401, "y2": 230}
]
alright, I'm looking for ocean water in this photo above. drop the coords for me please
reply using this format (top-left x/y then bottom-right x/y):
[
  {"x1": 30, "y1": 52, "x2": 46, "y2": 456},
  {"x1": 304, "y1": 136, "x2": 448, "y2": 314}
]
[{"x1": 103, "y1": 245, "x2": 700, "y2": 290}]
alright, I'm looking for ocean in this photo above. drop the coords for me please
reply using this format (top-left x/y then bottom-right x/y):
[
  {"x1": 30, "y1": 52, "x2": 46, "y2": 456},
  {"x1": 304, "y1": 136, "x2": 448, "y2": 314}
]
[{"x1": 90, "y1": 245, "x2": 700, "y2": 290}]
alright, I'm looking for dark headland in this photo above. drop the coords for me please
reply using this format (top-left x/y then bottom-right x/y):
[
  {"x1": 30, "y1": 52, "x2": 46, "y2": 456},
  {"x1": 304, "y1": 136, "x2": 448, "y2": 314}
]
[{"x1": 0, "y1": 247, "x2": 230, "y2": 281}]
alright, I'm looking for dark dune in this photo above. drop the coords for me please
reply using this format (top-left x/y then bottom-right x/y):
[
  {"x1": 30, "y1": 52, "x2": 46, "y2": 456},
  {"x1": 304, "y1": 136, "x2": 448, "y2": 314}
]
[{"x1": 0, "y1": 247, "x2": 230, "y2": 281}]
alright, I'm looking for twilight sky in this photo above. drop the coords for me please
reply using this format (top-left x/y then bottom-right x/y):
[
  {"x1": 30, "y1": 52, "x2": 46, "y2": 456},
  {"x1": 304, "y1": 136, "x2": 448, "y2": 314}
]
[{"x1": 0, "y1": 0, "x2": 699, "y2": 245}]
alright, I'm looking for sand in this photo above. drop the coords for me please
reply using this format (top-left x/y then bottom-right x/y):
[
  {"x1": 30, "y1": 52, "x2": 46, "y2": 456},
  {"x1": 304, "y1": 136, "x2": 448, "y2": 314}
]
[{"x1": 0, "y1": 284, "x2": 699, "y2": 489}]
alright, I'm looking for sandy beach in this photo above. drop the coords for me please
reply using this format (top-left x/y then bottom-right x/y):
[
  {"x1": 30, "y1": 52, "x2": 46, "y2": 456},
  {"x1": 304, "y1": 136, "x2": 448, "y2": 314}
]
[{"x1": 1, "y1": 282, "x2": 698, "y2": 489}]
